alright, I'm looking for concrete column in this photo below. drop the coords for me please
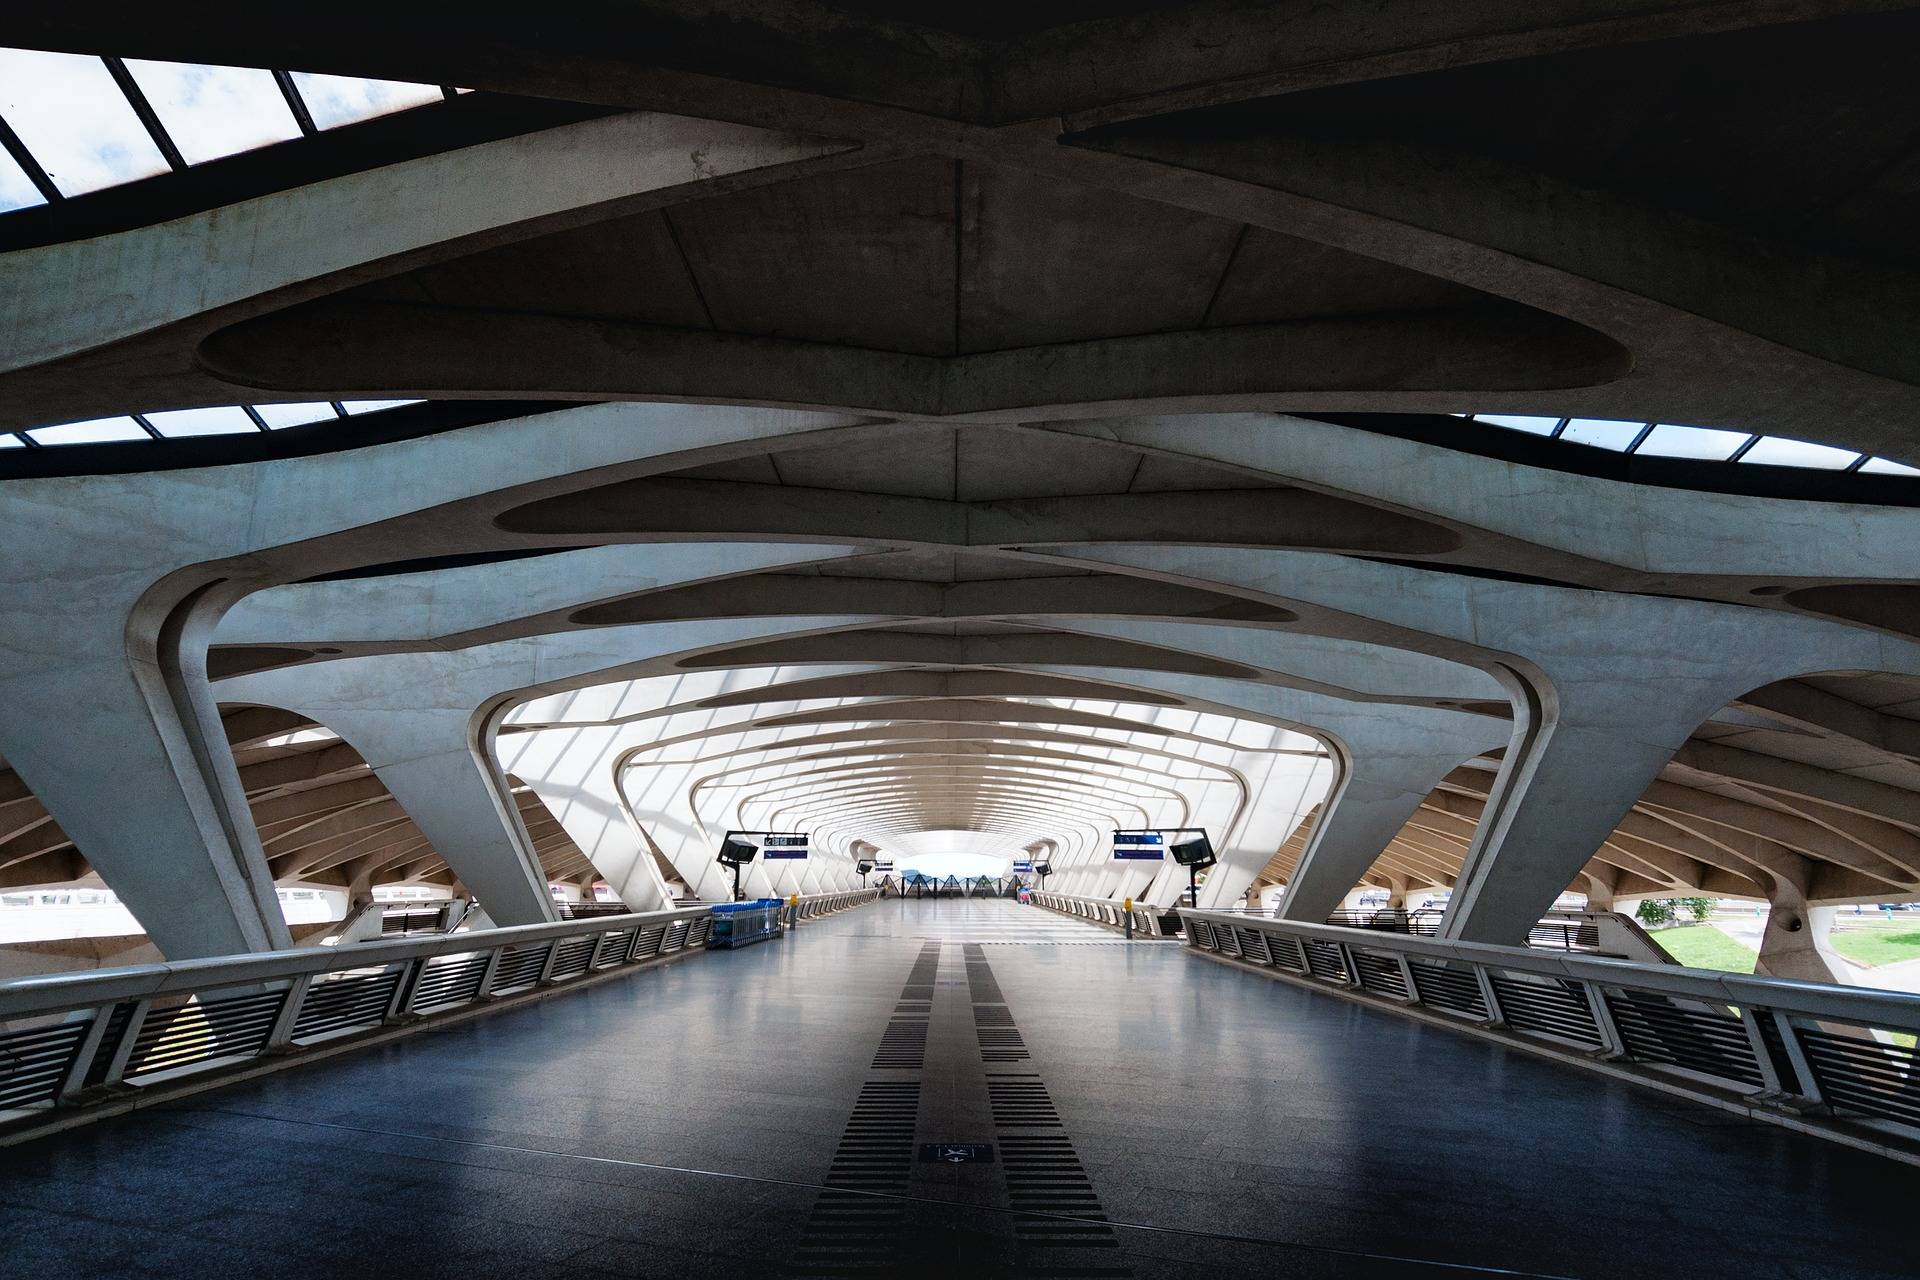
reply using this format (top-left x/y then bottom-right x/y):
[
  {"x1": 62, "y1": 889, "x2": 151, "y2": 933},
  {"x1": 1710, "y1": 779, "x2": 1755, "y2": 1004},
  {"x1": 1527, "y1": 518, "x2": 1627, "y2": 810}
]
[
  {"x1": 1582, "y1": 867, "x2": 1620, "y2": 912},
  {"x1": 364, "y1": 733, "x2": 560, "y2": 925},
  {"x1": 1756, "y1": 860, "x2": 1855, "y2": 986},
  {"x1": 0, "y1": 581, "x2": 290, "y2": 959},
  {"x1": 498, "y1": 725, "x2": 675, "y2": 914},
  {"x1": 1276, "y1": 746, "x2": 1483, "y2": 925},
  {"x1": 1441, "y1": 679, "x2": 1739, "y2": 946}
]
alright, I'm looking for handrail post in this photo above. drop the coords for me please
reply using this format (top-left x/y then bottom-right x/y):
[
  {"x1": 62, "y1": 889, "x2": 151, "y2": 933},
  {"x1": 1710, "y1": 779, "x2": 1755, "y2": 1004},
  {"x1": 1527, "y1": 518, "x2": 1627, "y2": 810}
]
[
  {"x1": 96, "y1": 998, "x2": 153, "y2": 1088},
  {"x1": 1394, "y1": 953, "x2": 1420, "y2": 1004},
  {"x1": 1768, "y1": 1011, "x2": 1827, "y2": 1110},
  {"x1": 385, "y1": 957, "x2": 427, "y2": 1022},
  {"x1": 1581, "y1": 981, "x2": 1627, "y2": 1059},
  {"x1": 1473, "y1": 965, "x2": 1505, "y2": 1027},
  {"x1": 56, "y1": 1005, "x2": 119, "y2": 1104},
  {"x1": 534, "y1": 940, "x2": 563, "y2": 986},
  {"x1": 474, "y1": 945, "x2": 506, "y2": 1001},
  {"x1": 1334, "y1": 940, "x2": 1358, "y2": 987},
  {"x1": 1738, "y1": 1006, "x2": 1786, "y2": 1096},
  {"x1": 263, "y1": 976, "x2": 312, "y2": 1053}
]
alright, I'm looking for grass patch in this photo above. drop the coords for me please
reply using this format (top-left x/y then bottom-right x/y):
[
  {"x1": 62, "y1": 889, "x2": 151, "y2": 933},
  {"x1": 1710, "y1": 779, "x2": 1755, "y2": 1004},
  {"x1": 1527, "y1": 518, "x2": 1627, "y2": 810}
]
[
  {"x1": 1829, "y1": 929, "x2": 1920, "y2": 968},
  {"x1": 1655, "y1": 924, "x2": 1758, "y2": 973}
]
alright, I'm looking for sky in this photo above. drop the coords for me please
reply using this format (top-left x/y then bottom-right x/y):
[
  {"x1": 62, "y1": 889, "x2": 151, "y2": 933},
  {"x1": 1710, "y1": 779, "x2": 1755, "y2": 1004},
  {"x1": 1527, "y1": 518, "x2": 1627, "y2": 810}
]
[{"x1": 0, "y1": 47, "x2": 440, "y2": 210}]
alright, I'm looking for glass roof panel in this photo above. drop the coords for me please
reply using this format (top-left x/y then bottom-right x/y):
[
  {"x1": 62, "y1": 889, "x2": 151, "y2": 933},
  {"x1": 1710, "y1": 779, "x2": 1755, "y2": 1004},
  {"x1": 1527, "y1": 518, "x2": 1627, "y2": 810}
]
[
  {"x1": 1634, "y1": 424, "x2": 1753, "y2": 461},
  {"x1": 0, "y1": 144, "x2": 45, "y2": 212},
  {"x1": 1858, "y1": 457, "x2": 1920, "y2": 477},
  {"x1": 27, "y1": 416, "x2": 149, "y2": 445},
  {"x1": 339, "y1": 399, "x2": 423, "y2": 413},
  {"x1": 252, "y1": 402, "x2": 341, "y2": 429},
  {"x1": 1558, "y1": 418, "x2": 1644, "y2": 451},
  {"x1": 288, "y1": 74, "x2": 442, "y2": 129},
  {"x1": 145, "y1": 406, "x2": 260, "y2": 438},
  {"x1": 0, "y1": 49, "x2": 170, "y2": 195},
  {"x1": 123, "y1": 60, "x2": 301, "y2": 165},
  {"x1": 0, "y1": 434, "x2": 24, "y2": 448},
  {"x1": 1738, "y1": 437, "x2": 1860, "y2": 470},
  {"x1": 1472, "y1": 413, "x2": 1559, "y2": 436}
]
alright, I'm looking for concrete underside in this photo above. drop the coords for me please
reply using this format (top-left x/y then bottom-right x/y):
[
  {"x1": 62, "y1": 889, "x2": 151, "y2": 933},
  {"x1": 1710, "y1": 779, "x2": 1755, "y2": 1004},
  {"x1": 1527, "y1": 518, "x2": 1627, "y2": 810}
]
[{"x1": 0, "y1": 902, "x2": 1907, "y2": 1280}]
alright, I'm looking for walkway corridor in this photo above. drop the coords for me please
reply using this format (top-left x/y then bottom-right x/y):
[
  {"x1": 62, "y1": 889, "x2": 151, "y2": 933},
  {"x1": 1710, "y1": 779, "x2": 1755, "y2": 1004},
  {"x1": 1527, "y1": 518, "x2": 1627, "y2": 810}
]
[{"x1": 1, "y1": 900, "x2": 1909, "y2": 1279}]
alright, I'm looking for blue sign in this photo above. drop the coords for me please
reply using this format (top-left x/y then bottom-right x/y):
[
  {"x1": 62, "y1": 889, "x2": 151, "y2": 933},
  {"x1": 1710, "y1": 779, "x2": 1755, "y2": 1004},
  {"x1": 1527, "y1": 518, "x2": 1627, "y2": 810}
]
[
  {"x1": 1013, "y1": 860, "x2": 1034, "y2": 873},
  {"x1": 1113, "y1": 830, "x2": 1165, "y2": 861},
  {"x1": 762, "y1": 834, "x2": 810, "y2": 859}
]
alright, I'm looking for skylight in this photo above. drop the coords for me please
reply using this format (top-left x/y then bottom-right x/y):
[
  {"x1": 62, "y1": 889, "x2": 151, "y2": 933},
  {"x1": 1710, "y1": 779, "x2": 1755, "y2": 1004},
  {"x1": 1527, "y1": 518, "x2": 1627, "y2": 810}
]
[
  {"x1": 2, "y1": 400, "x2": 423, "y2": 449},
  {"x1": 122, "y1": 60, "x2": 302, "y2": 165},
  {"x1": 0, "y1": 48, "x2": 451, "y2": 213},
  {"x1": 1460, "y1": 414, "x2": 1918, "y2": 479},
  {"x1": 288, "y1": 74, "x2": 443, "y2": 129},
  {"x1": 0, "y1": 49, "x2": 168, "y2": 198}
]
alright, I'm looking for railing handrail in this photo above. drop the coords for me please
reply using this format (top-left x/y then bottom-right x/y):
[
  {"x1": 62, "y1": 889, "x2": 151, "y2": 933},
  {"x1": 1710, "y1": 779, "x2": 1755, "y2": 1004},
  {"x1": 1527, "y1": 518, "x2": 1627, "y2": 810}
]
[
  {"x1": 1180, "y1": 907, "x2": 1920, "y2": 1033},
  {"x1": 0, "y1": 905, "x2": 709, "y2": 1020}
]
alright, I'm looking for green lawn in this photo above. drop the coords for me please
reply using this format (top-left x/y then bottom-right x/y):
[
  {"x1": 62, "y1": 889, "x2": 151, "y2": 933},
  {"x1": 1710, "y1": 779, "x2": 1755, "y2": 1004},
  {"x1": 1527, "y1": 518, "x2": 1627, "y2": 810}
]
[
  {"x1": 1829, "y1": 928, "x2": 1920, "y2": 968},
  {"x1": 1655, "y1": 924, "x2": 1758, "y2": 973}
]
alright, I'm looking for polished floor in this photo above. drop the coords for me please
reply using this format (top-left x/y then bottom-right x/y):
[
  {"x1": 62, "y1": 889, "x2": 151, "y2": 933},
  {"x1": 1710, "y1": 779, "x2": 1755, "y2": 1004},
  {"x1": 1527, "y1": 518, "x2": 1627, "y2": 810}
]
[{"x1": 0, "y1": 898, "x2": 1913, "y2": 1279}]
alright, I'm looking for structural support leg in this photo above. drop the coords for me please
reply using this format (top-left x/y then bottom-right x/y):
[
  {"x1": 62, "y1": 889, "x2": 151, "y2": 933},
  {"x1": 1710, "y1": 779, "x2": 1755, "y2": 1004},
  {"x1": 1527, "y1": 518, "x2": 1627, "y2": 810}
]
[
  {"x1": 0, "y1": 593, "x2": 290, "y2": 959},
  {"x1": 1277, "y1": 750, "x2": 1478, "y2": 925}
]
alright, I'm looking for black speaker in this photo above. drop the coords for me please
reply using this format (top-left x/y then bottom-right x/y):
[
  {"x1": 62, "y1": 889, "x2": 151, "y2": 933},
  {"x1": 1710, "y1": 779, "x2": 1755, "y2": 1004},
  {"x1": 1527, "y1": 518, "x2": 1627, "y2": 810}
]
[
  {"x1": 1169, "y1": 832, "x2": 1216, "y2": 869},
  {"x1": 717, "y1": 836, "x2": 758, "y2": 867}
]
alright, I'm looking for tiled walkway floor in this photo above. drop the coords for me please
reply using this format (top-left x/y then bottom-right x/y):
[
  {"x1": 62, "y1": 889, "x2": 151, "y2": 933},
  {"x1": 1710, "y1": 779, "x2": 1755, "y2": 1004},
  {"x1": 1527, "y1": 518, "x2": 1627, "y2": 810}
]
[{"x1": 0, "y1": 898, "x2": 1911, "y2": 1279}]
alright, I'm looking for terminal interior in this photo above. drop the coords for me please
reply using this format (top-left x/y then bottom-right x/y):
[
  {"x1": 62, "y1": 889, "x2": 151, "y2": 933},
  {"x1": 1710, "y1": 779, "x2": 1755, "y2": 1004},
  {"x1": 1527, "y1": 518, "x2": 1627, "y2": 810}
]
[{"x1": 2, "y1": 6, "x2": 1920, "y2": 1277}]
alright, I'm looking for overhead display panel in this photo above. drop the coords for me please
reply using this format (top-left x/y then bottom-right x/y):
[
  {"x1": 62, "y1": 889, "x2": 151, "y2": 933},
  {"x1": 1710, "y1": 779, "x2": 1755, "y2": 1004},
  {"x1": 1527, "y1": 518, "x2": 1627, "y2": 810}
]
[
  {"x1": 1112, "y1": 830, "x2": 1165, "y2": 861},
  {"x1": 762, "y1": 834, "x2": 810, "y2": 860},
  {"x1": 1115, "y1": 829, "x2": 1215, "y2": 867},
  {"x1": 720, "y1": 830, "x2": 809, "y2": 862}
]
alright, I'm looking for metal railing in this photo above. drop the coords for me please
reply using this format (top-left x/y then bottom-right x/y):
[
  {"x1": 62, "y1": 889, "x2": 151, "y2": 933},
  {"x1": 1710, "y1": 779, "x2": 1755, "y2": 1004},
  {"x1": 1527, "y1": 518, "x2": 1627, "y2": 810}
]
[
  {"x1": 556, "y1": 900, "x2": 632, "y2": 920},
  {"x1": 1323, "y1": 908, "x2": 1608, "y2": 954},
  {"x1": 0, "y1": 906, "x2": 712, "y2": 1142},
  {"x1": 1180, "y1": 907, "x2": 1920, "y2": 1163},
  {"x1": 1323, "y1": 907, "x2": 1442, "y2": 935},
  {"x1": 789, "y1": 888, "x2": 882, "y2": 921},
  {"x1": 379, "y1": 900, "x2": 459, "y2": 935},
  {"x1": 1027, "y1": 890, "x2": 1178, "y2": 937}
]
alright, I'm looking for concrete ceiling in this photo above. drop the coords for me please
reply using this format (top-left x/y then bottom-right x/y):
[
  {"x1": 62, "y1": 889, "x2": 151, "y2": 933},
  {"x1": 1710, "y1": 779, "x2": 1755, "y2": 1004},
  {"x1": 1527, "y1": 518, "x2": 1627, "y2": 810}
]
[{"x1": 3, "y1": 3, "x2": 1920, "y2": 956}]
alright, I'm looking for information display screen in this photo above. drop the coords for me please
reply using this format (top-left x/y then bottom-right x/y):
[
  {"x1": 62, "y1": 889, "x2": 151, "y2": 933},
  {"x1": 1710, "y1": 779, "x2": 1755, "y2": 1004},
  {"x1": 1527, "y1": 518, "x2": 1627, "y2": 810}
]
[
  {"x1": 719, "y1": 830, "x2": 810, "y2": 863},
  {"x1": 1112, "y1": 830, "x2": 1166, "y2": 861},
  {"x1": 1114, "y1": 828, "x2": 1215, "y2": 866},
  {"x1": 762, "y1": 834, "x2": 810, "y2": 860}
]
